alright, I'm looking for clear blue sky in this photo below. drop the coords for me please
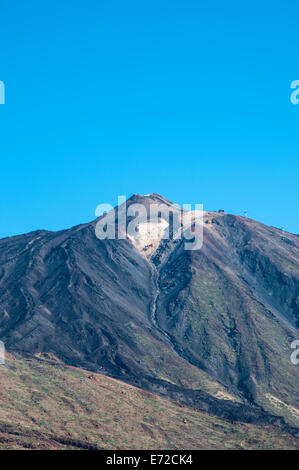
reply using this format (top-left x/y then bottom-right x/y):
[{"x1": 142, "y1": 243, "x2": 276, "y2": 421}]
[{"x1": 0, "y1": 0, "x2": 298, "y2": 238}]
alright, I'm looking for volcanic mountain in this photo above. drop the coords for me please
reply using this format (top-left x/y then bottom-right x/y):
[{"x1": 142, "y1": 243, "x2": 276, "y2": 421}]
[{"x1": 0, "y1": 193, "x2": 298, "y2": 435}]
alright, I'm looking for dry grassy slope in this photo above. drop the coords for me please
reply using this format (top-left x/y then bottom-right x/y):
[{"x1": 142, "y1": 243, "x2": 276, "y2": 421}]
[{"x1": 0, "y1": 355, "x2": 298, "y2": 450}]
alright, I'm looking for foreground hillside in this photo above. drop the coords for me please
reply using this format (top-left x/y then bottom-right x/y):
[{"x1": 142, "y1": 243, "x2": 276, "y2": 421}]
[{"x1": 0, "y1": 355, "x2": 298, "y2": 450}]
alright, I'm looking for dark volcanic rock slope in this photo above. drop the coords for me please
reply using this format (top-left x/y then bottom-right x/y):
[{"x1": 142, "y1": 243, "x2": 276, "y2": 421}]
[
  {"x1": 0, "y1": 194, "x2": 298, "y2": 429},
  {"x1": 155, "y1": 212, "x2": 299, "y2": 420}
]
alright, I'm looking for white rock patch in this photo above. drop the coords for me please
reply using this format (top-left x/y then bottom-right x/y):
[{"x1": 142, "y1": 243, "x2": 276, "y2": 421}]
[{"x1": 128, "y1": 219, "x2": 169, "y2": 257}]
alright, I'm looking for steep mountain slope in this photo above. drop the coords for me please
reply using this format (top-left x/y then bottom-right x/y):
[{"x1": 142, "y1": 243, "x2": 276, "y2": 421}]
[
  {"x1": 154, "y1": 211, "x2": 299, "y2": 422},
  {"x1": 0, "y1": 194, "x2": 298, "y2": 433}
]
